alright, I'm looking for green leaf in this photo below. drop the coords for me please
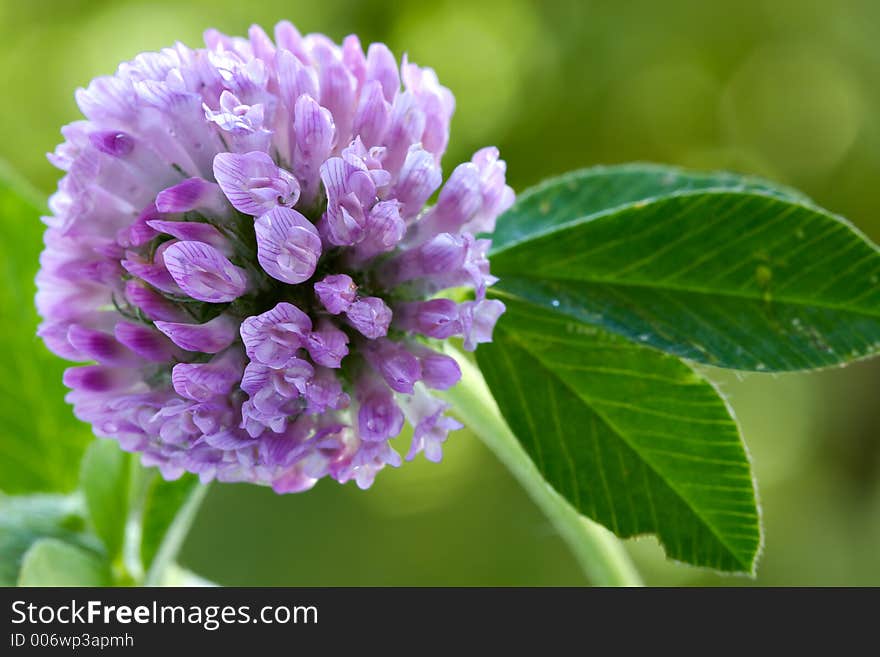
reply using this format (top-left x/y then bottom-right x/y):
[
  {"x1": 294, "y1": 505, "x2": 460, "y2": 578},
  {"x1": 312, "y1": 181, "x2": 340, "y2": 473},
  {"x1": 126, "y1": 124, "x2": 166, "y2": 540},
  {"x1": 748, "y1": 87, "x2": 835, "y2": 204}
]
[
  {"x1": 17, "y1": 537, "x2": 111, "y2": 586},
  {"x1": 491, "y1": 182, "x2": 880, "y2": 371},
  {"x1": 140, "y1": 473, "x2": 204, "y2": 579},
  {"x1": 477, "y1": 299, "x2": 761, "y2": 573},
  {"x1": 79, "y1": 439, "x2": 130, "y2": 560},
  {"x1": 490, "y1": 163, "x2": 809, "y2": 254},
  {"x1": 0, "y1": 161, "x2": 91, "y2": 493},
  {"x1": 0, "y1": 493, "x2": 98, "y2": 585}
]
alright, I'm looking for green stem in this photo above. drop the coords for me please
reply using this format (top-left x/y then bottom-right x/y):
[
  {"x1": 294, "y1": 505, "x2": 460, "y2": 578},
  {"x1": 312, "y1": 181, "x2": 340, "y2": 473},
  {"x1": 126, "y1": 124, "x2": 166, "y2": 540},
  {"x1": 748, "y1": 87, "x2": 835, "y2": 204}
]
[
  {"x1": 143, "y1": 482, "x2": 210, "y2": 587},
  {"x1": 119, "y1": 456, "x2": 152, "y2": 585},
  {"x1": 440, "y1": 347, "x2": 643, "y2": 587}
]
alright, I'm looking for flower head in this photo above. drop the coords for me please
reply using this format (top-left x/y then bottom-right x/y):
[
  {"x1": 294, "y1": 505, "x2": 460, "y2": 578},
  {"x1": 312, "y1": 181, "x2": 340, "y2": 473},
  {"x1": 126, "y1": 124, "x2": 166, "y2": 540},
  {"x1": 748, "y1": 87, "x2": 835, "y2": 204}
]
[{"x1": 38, "y1": 22, "x2": 512, "y2": 491}]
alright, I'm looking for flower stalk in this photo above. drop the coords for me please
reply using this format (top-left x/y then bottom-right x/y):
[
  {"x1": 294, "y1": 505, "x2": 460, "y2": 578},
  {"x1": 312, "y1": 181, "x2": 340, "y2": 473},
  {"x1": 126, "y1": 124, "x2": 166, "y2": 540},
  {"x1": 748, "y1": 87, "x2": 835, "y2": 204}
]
[
  {"x1": 440, "y1": 347, "x2": 642, "y2": 587},
  {"x1": 143, "y1": 482, "x2": 211, "y2": 586}
]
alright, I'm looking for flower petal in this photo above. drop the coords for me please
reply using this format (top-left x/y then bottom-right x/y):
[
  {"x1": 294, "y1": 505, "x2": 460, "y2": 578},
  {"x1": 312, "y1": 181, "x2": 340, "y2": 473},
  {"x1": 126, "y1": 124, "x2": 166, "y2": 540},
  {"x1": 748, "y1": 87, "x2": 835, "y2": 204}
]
[
  {"x1": 313, "y1": 274, "x2": 357, "y2": 314},
  {"x1": 213, "y1": 151, "x2": 300, "y2": 216},
  {"x1": 240, "y1": 302, "x2": 312, "y2": 368},
  {"x1": 254, "y1": 207, "x2": 322, "y2": 284},
  {"x1": 163, "y1": 240, "x2": 249, "y2": 302},
  {"x1": 154, "y1": 314, "x2": 238, "y2": 353},
  {"x1": 345, "y1": 297, "x2": 392, "y2": 339}
]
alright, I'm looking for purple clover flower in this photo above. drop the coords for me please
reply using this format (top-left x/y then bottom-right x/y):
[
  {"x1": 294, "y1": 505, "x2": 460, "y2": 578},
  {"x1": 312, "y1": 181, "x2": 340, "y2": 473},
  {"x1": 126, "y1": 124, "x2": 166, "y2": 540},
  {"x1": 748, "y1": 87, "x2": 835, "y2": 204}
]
[{"x1": 38, "y1": 22, "x2": 513, "y2": 491}]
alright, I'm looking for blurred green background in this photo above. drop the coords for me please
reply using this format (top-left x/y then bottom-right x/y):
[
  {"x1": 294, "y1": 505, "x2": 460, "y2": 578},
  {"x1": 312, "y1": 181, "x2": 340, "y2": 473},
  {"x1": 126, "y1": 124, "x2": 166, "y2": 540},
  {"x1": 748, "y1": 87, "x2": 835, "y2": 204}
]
[{"x1": 1, "y1": 0, "x2": 878, "y2": 585}]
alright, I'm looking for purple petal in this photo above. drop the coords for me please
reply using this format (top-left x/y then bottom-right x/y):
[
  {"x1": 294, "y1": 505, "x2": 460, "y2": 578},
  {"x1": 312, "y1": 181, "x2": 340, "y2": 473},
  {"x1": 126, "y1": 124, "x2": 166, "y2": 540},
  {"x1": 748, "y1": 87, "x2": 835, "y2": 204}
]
[
  {"x1": 274, "y1": 21, "x2": 309, "y2": 61},
  {"x1": 425, "y1": 162, "x2": 481, "y2": 233},
  {"x1": 378, "y1": 232, "x2": 467, "y2": 287},
  {"x1": 413, "y1": 346, "x2": 462, "y2": 390},
  {"x1": 318, "y1": 201, "x2": 366, "y2": 247},
  {"x1": 204, "y1": 428, "x2": 256, "y2": 451},
  {"x1": 319, "y1": 141, "x2": 388, "y2": 246},
  {"x1": 240, "y1": 361, "x2": 272, "y2": 396},
  {"x1": 314, "y1": 274, "x2": 357, "y2": 314},
  {"x1": 88, "y1": 130, "x2": 135, "y2": 157},
  {"x1": 365, "y1": 43, "x2": 400, "y2": 102},
  {"x1": 342, "y1": 35, "x2": 366, "y2": 87},
  {"x1": 466, "y1": 146, "x2": 515, "y2": 233},
  {"x1": 353, "y1": 80, "x2": 391, "y2": 148},
  {"x1": 349, "y1": 201, "x2": 405, "y2": 264},
  {"x1": 460, "y1": 299, "x2": 506, "y2": 351},
  {"x1": 118, "y1": 204, "x2": 161, "y2": 248},
  {"x1": 248, "y1": 24, "x2": 276, "y2": 62},
  {"x1": 413, "y1": 147, "x2": 514, "y2": 239},
  {"x1": 171, "y1": 350, "x2": 245, "y2": 402},
  {"x1": 146, "y1": 220, "x2": 230, "y2": 254},
  {"x1": 38, "y1": 322, "x2": 81, "y2": 361},
  {"x1": 305, "y1": 319, "x2": 349, "y2": 368},
  {"x1": 272, "y1": 471, "x2": 319, "y2": 494},
  {"x1": 345, "y1": 297, "x2": 392, "y2": 339},
  {"x1": 204, "y1": 90, "x2": 267, "y2": 135},
  {"x1": 278, "y1": 357, "x2": 315, "y2": 397},
  {"x1": 124, "y1": 280, "x2": 187, "y2": 322},
  {"x1": 318, "y1": 158, "x2": 371, "y2": 246},
  {"x1": 163, "y1": 241, "x2": 248, "y2": 303},
  {"x1": 346, "y1": 442, "x2": 402, "y2": 490},
  {"x1": 393, "y1": 145, "x2": 442, "y2": 219},
  {"x1": 240, "y1": 399, "x2": 280, "y2": 437},
  {"x1": 67, "y1": 324, "x2": 138, "y2": 366},
  {"x1": 305, "y1": 368, "x2": 350, "y2": 413},
  {"x1": 254, "y1": 207, "x2": 322, "y2": 284},
  {"x1": 114, "y1": 321, "x2": 181, "y2": 362},
  {"x1": 293, "y1": 94, "x2": 335, "y2": 203},
  {"x1": 401, "y1": 57, "x2": 455, "y2": 158},
  {"x1": 342, "y1": 138, "x2": 390, "y2": 186},
  {"x1": 394, "y1": 233, "x2": 495, "y2": 299},
  {"x1": 155, "y1": 314, "x2": 238, "y2": 353},
  {"x1": 213, "y1": 151, "x2": 300, "y2": 217},
  {"x1": 356, "y1": 374, "x2": 404, "y2": 442},
  {"x1": 401, "y1": 389, "x2": 462, "y2": 462},
  {"x1": 155, "y1": 177, "x2": 228, "y2": 216},
  {"x1": 415, "y1": 233, "x2": 469, "y2": 274},
  {"x1": 363, "y1": 338, "x2": 421, "y2": 394},
  {"x1": 258, "y1": 416, "x2": 314, "y2": 468},
  {"x1": 240, "y1": 302, "x2": 312, "y2": 368},
  {"x1": 383, "y1": 91, "x2": 426, "y2": 177},
  {"x1": 243, "y1": 357, "x2": 314, "y2": 406},
  {"x1": 394, "y1": 298, "x2": 462, "y2": 339},
  {"x1": 121, "y1": 250, "x2": 178, "y2": 294},
  {"x1": 276, "y1": 48, "x2": 318, "y2": 107},
  {"x1": 314, "y1": 42, "x2": 356, "y2": 148},
  {"x1": 63, "y1": 365, "x2": 139, "y2": 393}
]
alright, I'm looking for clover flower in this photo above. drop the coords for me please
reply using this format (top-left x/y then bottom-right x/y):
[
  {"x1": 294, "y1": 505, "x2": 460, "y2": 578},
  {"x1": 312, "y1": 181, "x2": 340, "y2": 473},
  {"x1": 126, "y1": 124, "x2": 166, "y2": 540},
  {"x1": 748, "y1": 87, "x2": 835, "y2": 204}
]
[{"x1": 37, "y1": 22, "x2": 513, "y2": 491}]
